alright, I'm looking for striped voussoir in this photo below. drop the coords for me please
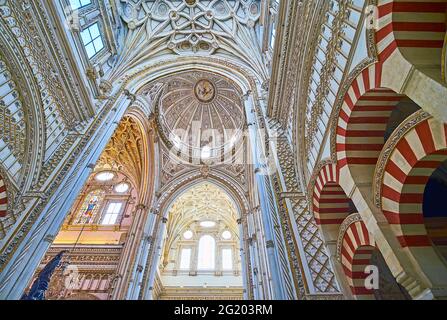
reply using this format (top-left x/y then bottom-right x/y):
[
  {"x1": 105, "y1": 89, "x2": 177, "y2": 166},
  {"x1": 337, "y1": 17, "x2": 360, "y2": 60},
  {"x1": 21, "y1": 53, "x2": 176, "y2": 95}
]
[
  {"x1": 381, "y1": 118, "x2": 447, "y2": 247},
  {"x1": 376, "y1": 0, "x2": 447, "y2": 63},
  {"x1": 341, "y1": 219, "x2": 377, "y2": 300},
  {"x1": 313, "y1": 163, "x2": 350, "y2": 225},
  {"x1": 337, "y1": 63, "x2": 405, "y2": 169},
  {"x1": 0, "y1": 176, "x2": 7, "y2": 217}
]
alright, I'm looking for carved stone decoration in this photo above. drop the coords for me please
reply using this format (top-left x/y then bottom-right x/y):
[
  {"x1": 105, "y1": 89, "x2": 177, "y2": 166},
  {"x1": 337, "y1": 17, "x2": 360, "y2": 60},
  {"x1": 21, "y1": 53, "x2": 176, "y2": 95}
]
[
  {"x1": 119, "y1": 0, "x2": 261, "y2": 55},
  {"x1": 200, "y1": 165, "x2": 210, "y2": 178},
  {"x1": 96, "y1": 116, "x2": 145, "y2": 188},
  {"x1": 328, "y1": 0, "x2": 380, "y2": 165},
  {"x1": 272, "y1": 129, "x2": 340, "y2": 295},
  {"x1": 145, "y1": 70, "x2": 245, "y2": 163},
  {"x1": 0, "y1": 85, "x2": 125, "y2": 272},
  {"x1": 110, "y1": 0, "x2": 268, "y2": 85},
  {"x1": 140, "y1": 169, "x2": 253, "y2": 300}
]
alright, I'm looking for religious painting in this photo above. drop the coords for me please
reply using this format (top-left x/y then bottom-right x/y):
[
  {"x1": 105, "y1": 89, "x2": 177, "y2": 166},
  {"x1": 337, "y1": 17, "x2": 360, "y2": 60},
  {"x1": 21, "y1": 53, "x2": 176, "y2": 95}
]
[{"x1": 194, "y1": 79, "x2": 216, "y2": 103}]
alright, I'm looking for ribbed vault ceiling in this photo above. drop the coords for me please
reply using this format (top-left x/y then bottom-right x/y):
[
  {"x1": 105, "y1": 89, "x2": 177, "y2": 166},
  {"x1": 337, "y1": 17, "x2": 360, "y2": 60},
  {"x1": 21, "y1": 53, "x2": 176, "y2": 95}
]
[{"x1": 163, "y1": 182, "x2": 239, "y2": 253}]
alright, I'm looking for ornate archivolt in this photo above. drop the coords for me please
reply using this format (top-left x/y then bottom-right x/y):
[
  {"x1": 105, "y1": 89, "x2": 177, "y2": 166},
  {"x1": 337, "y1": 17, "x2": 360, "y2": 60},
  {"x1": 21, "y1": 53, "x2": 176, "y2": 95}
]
[
  {"x1": 160, "y1": 182, "x2": 240, "y2": 269},
  {"x1": 165, "y1": 182, "x2": 239, "y2": 232},
  {"x1": 0, "y1": 24, "x2": 47, "y2": 238},
  {"x1": 138, "y1": 170, "x2": 254, "y2": 299},
  {"x1": 159, "y1": 144, "x2": 248, "y2": 193},
  {"x1": 372, "y1": 110, "x2": 431, "y2": 208},
  {"x1": 0, "y1": 0, "x2": 93, "y2": 165},
  {"x1": 134, "y1": 68, "x2": 250, "y2": 191},
  {"x1": 0, "y1": 0, "x2": 105, "y2": 232},
  {"x1": 301, "y1": 0, "x2": 364, "y2": 165},
  {"x1": 443, "y1": 33, "x2": 447, "y2": 82}
]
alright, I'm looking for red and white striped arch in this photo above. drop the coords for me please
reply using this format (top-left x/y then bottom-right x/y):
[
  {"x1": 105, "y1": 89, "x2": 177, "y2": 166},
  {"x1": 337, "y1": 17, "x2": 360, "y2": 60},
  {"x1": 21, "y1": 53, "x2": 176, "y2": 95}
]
[
  {"x1": 0, "y1": 175, "x2": 7, "y2": 217},
  {"x1": 381, "y1": 117, "x2": 447, "y2": 247},
  {"x1": 341, "y1": 219, "x2": 377, "y2": 300},
  {"x1": 336, "y1": 63, "x2": 409, "y2": 172},
  {"x1": 376, "y1": 1, "x2": 447, "y2": 63},
  {"x1": 313, "y1": 163, "x2": 351, "y2": 225}
]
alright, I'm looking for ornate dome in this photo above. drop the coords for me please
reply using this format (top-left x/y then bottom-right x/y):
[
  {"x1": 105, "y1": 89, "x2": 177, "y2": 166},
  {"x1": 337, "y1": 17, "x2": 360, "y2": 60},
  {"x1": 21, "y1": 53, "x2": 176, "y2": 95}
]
[{"x1": 154, "y1": 70, "x2": 246, "y2": 161}]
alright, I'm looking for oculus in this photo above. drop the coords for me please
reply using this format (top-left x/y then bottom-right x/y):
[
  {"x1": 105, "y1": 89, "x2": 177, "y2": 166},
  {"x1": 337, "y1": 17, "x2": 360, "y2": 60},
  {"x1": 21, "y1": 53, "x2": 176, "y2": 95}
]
[
  {"x1": 183, "y1": 230, "x2": 193, "y2": 240},
  {"x1": 222, "y1": 230, "x2": 232, "y2": 240}
]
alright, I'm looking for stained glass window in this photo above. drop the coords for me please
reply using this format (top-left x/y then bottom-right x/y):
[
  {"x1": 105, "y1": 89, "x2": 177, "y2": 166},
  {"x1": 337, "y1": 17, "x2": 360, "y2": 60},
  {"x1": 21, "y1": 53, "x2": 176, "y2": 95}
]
[{"x1": 73, "y1": 189, "x2": 105, "y2": 225}]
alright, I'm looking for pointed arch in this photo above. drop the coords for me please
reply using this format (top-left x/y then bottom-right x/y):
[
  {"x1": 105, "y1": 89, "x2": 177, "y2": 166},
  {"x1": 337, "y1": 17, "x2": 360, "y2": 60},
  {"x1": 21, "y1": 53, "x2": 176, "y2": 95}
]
[{"x1": 141, "y1": 170, "x2": 253, "y2": 300}]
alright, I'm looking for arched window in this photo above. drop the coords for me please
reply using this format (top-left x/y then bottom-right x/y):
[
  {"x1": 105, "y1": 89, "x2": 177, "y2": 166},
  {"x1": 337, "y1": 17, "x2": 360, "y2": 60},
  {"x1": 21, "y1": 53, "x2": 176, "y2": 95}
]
[
  {"x1": 73, "y1": 189, "x2": 105, "y2": 225},
  {"x1": 197, "y1": 235, "x2": 215, "y2": 270}
]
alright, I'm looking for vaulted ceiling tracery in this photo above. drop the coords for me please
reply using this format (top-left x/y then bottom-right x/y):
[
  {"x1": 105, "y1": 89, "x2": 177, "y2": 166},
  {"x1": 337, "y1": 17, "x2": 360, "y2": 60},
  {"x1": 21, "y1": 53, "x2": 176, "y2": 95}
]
[
  {"x1": 162, "y1": 182, "x2": 240, "y2": 264},
  {"x1": 110, "y1": 0, "x2": 268, "y2": 82},
  {"x1": 95, "y1": 116, "x2": 145, "y2": 189},
  {"x1": 120, "y1": 0, "x2": 262, "y2": 54}
]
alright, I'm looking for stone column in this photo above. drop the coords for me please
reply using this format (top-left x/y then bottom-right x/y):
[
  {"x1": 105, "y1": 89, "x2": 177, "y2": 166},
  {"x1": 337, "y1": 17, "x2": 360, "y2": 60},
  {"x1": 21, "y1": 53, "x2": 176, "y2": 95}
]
[
  {"x1": 244, "y1": 94, "x2": 296, "y2": 300},
  {"x1": 126, "y1": 208, "x2": 159, "y2": 300}
]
